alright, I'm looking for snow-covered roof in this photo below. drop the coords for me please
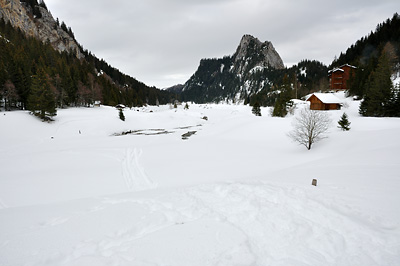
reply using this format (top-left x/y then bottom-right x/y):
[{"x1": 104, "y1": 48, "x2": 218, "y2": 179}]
[
  {"x1": 340, "y1": 64, "x2": 357, "y2": 69},
  {"x1": 307, "y1": 93, "x2": 342, "y2": 104},
  {"x1": 328, "y1": 64, "x2": 357, "y2": 74},
  {"x1": 328, "y1": 68, "x2": 344, "y2": 74}
]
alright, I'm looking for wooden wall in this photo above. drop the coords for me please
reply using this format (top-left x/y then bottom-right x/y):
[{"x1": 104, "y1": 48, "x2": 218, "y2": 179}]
[{"x1": 329, "y1": 65, "x2": 355, "y2": 91}]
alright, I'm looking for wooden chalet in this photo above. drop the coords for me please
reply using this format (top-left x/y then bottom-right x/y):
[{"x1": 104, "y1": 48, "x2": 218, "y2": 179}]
[
  {"x1": 328, "y1": 64, "x2": 356, "y2": 91},
  {"x1": 307, "y1": 93, "x2": 341, "y2": 110}
]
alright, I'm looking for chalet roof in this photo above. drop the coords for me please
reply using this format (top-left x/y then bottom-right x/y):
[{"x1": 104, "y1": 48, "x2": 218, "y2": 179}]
[
  {"x1": 328, "y1": 68, "x2": 344, "y2": 74},
  {"x1": 340, "y1": 64, "x2": 357, "y2": 69},
  {"x1": 328, "y1": 64, "x2": 357, "y2": 74},
  {"x1": 306, "y1": 93, "x2": 342, "y2": 104}
]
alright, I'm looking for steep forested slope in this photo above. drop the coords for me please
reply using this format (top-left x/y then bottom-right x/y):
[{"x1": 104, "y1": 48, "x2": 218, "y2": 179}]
[{"x1": 0, "y1": 1, "x2": 174, "y2": 118}]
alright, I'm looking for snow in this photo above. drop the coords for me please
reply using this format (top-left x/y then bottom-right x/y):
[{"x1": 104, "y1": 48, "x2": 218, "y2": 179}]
[
  {"x1": 392, "y1": 71, "x2": 400, "y2": 88},
  {"x1": 300, "y1": 67, "x2": 307, "y2": 77},
  {"x1": 243, "y1": 80, "x2": 251, "y2": 94},
  {"x1": 1, "y1": 98, "x2": 400, "y2": 266},
  {"x1": 249, "y1": 65, "x2": 265, "y2": 74},
  {"x1": 0, "y1": 33, "x2": 11, "y2": 43},
  {"x1": 328, "y1": 68, "x2": 344, "y2": 73}
]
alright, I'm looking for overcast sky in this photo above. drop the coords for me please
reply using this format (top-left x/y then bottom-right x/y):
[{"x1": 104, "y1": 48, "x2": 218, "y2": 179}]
[{"x1": 45, "y1": 0, "x2": 398, "y2": 89}]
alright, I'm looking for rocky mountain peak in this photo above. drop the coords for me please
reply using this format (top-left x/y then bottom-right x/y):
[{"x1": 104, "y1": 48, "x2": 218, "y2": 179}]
[
  {"x1": 0, "y1": 0, "x2": 83, "y2": 58},
  {"x1": 233, "y1": 34, "x2": 284, "y2": 73},
  {"x1": 234, "y1": 35, "x2": 263, "y2": 61},
  {"x1": 180, "y1": 34, "x2": 285, "y2": 103}
]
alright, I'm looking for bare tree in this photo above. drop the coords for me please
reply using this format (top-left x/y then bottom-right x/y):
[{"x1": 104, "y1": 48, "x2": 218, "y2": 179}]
[{"x1": 288, "y1": 108, "x2": 332, "y2": 150}]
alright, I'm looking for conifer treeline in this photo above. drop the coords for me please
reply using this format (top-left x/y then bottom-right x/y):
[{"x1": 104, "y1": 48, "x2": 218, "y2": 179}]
[
  {"x1": 332, "y1": 13, "x2": 400, "y2": 68},
  {"x1": 248, "y1": 60, "x2": 328, "y2": 107},
  {"x1": 0, "y1": 18, "x2": 174, "y2": 118},
  {"x1": 333, "y1": 13, "x2": 400, "y2": 117},
  {"x1": 20, "y1": 0, "x2": 48, "y2": 19},
  {"x1": 255, "y1": 13, "x2": 400, "y2": 117}
]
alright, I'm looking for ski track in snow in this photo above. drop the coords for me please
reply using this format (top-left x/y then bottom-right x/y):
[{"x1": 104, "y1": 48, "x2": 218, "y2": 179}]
[
  {"x1": 40, "y1": 216, "x2": 70, "y2": 228},
  {"x1": 121, "y1": 148, "x2": 157, "y2": 191},
  {"x1": 48, "y1": 182, "x2": 399, "y2": 266}
]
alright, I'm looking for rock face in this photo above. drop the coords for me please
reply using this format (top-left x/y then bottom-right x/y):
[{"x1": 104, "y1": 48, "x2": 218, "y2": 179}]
[
  {"x1": 0, "y1": 0, "x2": 83, "y2": 58},
  {"x1": 232, "y1": 34, "x2": 284, "y2": 75},
  {"x1": 180, "y1": 34, "x2": 285, "y2": 103}
]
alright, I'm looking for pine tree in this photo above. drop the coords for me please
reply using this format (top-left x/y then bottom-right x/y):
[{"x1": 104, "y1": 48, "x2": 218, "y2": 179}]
[
  {"x1": 359, "y1": 52, "x2": 393, "y2": 117},
  {"x1": 252, "y1": 102, "x2": 261, "y2": 116},
  {"x1": 338, "y1": 112, "x2": 351, "y2": 131},
  {"x1": 272, "y1": 74, "x2": 293, "y2": 117},
  {"x1": 27, "y1": 67, "x2": 56, "y2": 120},
  {"x1": 392, "y1": 83, "x2": 400, "y2": 117},
  {"x1": 38, "y1": 0, "x2": 47, "y2": 10},
  {"x1": 184, "y1": 102, "x2": 189, "y2": 110},
  {"x1": 119, "y1": 108, "x2": 125, "y2": 121}
]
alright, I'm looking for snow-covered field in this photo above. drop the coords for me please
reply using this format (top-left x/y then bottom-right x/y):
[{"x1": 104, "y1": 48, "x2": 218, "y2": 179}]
[{"x1": 1, "y1": 96, "x2": 400, "y2": 266}]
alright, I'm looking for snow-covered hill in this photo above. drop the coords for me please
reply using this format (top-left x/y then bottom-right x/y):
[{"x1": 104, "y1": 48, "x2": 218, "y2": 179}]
[{"x1": 1, "y1": 97, "x2": 399, "y2": 265}]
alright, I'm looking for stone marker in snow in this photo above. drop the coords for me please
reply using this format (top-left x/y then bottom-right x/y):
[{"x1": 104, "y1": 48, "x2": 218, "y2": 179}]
[{"x1": 312, "y1": 179, "x2": 317, "y2": 186}]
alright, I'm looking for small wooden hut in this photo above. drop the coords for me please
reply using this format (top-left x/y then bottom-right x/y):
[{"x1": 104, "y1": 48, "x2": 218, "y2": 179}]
[{"x1": 307, "y1": 93, "x2": 341, "y2": 110}]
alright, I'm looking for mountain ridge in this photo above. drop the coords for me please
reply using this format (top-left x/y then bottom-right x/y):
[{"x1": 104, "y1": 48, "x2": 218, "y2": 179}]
[
  {"x1": 178, "y1": 34, "x2": 285, "y2": 103},
  {"x1": 0, "y1": 0, "x2": 83, "y2": 58},
  {"x1": 0, "y1": 0, "x2": 175, "y2": 113}
]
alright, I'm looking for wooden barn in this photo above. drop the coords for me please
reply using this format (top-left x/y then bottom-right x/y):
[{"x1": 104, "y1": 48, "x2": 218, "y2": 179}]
[
  {"x1": 328, "y1": 64, "x2": 357, "y2": 91},
  {"x1": 307, "y1": 93, "x2": 342, "y2": 110}
]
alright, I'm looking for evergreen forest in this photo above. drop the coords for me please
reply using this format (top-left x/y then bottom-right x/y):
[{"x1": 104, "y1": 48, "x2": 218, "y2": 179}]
[
  {"x1": 1, "y1": 0, "x2": 399, "y2": 119},
  {"x1": 0, "y1": 15, "x2": 175, "y2": 119},
  {"x1": 255, "y1": 13, "x2": 400, "y2": 117},
  {"x1": 334, "y1": 13, "x2": 400, "y2": 117}
]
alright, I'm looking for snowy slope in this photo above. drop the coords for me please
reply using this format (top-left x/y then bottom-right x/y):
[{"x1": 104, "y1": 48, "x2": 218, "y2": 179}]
[{"x1": 0, "y1": 99, "x2": 399, "y2": 266}]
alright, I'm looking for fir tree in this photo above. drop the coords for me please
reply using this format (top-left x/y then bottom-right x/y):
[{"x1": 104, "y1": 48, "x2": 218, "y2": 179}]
[
  {"x1": 272, "y1": 75, "x2": 293, "y2": 117},
  {"x1": 60, "y1": 21, "x2": 68, "y2": 32},
  {"x1": 338, "y1": 112, "x2": 351, "y2": 131},
  {"x1": 359, "y1": 52, "x2": 393, "y2": 117},
  {"x1": 252, "y1": 102, "x2": 261, "y2": 116},
  {"x1": 392, "y1": 83, "x2": 400, "y2": 117},
  {"x1": 38, "y1": 0, "x2": 47, "y2": 10},
  {"x1": 27, "y1": 67, "x2": 56, "y2": 120},
  {"x1": 184, "y1": 102, "x2": 189, "y2": 110},
  {"x1": 119, "y1": 108, "x2": 125, "y2": 121}
]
